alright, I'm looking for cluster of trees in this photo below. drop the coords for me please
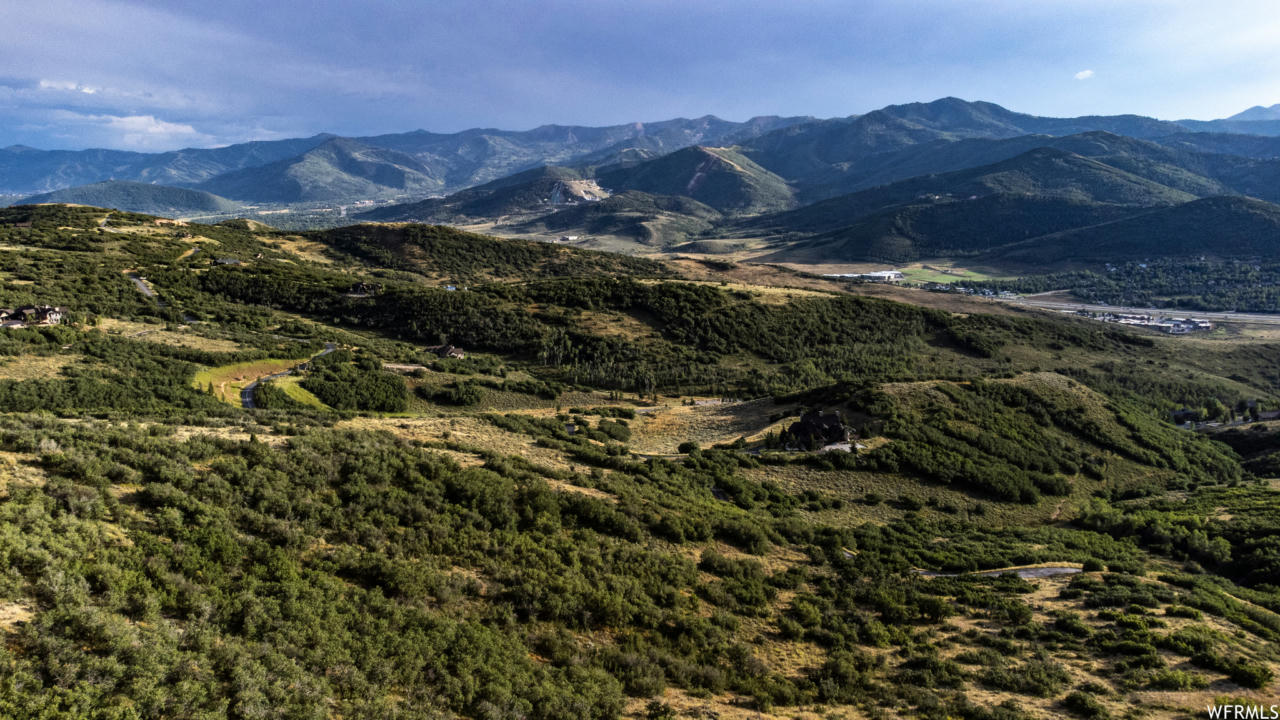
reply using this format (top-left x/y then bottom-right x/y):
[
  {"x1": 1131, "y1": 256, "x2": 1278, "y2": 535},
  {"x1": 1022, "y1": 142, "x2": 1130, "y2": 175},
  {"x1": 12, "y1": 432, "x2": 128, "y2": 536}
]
[
  {"x1": 316, "y1": 223, "x2": 671, "y2": 282},
  {"x1": 0, "y1": 327, "x2": 268, "y2": 415},
  {"x1": 0, "y1": 404, "x2": 1273, "y2": 717},
  {"x1": 300, "y1": 350, "x2": 407, "y2": 412},
  {"x1": 1077, "y1": 482, "x2": 1280, "y2": 591},
  {"x1": 777, "y1": 378, "x2": 1238, "y2": 503},
  {"x1": 1, "y1": 204, "x2": 107, "y2": 230},
  {"x1": 192, "y1": 264, "x2": 1190, "y2": 401},
  {"x1": 972, "y1": 259, "x2": 1280, "y2": 313}
]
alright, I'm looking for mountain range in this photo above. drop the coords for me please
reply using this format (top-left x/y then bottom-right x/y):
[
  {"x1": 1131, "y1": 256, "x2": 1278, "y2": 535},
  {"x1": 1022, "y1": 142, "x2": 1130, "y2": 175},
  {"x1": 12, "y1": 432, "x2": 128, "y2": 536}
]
[
  {"x1": 0, "y1": 115, "x2": 806, "y2": 197},
  {"x1": 5, "y1": 97, "x2": 1280, "y2": 269}
]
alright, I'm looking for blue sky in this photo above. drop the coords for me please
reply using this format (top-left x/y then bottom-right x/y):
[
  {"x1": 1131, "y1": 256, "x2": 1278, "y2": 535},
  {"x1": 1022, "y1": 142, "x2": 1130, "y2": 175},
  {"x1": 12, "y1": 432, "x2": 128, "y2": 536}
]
[{"x1": 1, "y1": 0, "x2": 1277, "y2": 151}]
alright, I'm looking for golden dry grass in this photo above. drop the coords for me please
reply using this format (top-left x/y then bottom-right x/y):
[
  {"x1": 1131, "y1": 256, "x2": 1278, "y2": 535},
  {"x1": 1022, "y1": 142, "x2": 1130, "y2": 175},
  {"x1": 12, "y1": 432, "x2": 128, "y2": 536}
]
[
  {"x1": 0, "y1": 450, "x2": 46, "y2": 491},
  {"x1": 348, "y1": 418, "x2": 616, "y2": 501},
  {"x1": 573, "y1": 310, "x2": 664, "y2": 341},
  {"x1": 835, "y1": 281, "x2": 1035, "y2": 317},
  {"x1": 0, "y1": 354, "x2": 78, "y2": 380},
  {"x1": 622, "y1": 688, "x2": 866, "y2": 720},
  {"x1": 636, "y1": 277, "x2": 837, "y2": 305},
  {"x1": 269, "y1": 235, "x2": 336, "y2": 264},
  {"x1": 165, "y1": 425, "x2": 289, "y2": 447},
  {"x1": 629, "y1": 398, "x2": 789, "y2": 454},
  {"x1": 543, "y1": 478, "x2": 618, "y2": 503},
  {"x1": 96, "y1": 318, "x2": 244, "y2": 352},
  {"x1": 877, "y1": 378, "x2": 953, "y2": 399},
  {"x1": 336, "y1": 416, "x2": 577, "y2": 472},
  {"x1": 0, "y1": 601, "x2": 34, "y2": 634}
]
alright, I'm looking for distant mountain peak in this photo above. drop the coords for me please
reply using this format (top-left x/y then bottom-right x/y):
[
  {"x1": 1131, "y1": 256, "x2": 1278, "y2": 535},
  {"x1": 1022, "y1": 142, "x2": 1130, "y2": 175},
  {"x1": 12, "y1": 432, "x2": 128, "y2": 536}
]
[{"x1": 1227, "y1": 104, "x2": 1280, "y2": 122}]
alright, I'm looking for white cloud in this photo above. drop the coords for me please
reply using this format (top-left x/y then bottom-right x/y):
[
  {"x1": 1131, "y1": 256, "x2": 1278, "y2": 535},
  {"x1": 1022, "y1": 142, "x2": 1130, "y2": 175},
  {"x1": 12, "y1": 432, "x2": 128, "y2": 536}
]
[
  {"x1": 1074, "y1": 69, "x2": 1095, "y2": 80},
  {"x1": 39, "y1": 79, "x2": 98, "y2": 94},
  {"x1": 48, "y1": 110, "x2": 215, "y2": 150}
]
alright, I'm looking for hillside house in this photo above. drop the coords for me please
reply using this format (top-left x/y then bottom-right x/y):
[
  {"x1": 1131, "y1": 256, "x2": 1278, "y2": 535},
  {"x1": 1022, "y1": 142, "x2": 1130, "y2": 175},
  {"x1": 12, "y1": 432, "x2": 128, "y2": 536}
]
[
  {"x1": 782, "y1": 410, "x2": 851, "y2": 450},
  {"x1": 345, "y1": 282, "x2": 383, "y2": 297},
  {"x1": 426, "y1": 344, "x2": 466, "y2": 359},
  {"x1": 0, "y1": 305, "x2": 68, "y2": 328}
]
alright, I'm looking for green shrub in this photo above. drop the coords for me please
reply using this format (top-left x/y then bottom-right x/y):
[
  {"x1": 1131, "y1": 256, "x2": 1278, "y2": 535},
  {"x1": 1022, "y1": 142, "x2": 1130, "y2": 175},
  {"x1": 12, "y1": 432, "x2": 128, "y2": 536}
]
[{"x1": 1062, "y1": 690, "x2": 1111, "y2": 719}]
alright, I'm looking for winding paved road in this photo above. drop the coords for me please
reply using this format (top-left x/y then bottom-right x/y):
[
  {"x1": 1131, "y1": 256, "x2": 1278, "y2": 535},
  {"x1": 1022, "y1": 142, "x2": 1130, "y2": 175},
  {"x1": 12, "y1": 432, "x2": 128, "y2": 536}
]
[
  {"x1": 241, "y1": 343, "x2": 337, "y2": 409},
  {"x1": 126, "y1": 273, "x2": 165, "y2": 307}
]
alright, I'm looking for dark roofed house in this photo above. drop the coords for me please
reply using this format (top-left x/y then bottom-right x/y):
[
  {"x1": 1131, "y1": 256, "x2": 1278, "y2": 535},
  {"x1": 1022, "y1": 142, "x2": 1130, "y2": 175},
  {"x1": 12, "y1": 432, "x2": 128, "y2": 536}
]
[
  {"x1": 782, "y1": 410, "x2": 850, "y2": 451},
  {"x1": 40, "y1": 306, "x2": 66, "y2": 325},
  {"x1": 426, "y1": 344, "x2": 466, "y2": 360},
  {"x1": 1, "y1": 305, "x2": 67, "y2": 328},
  {"x1": 346, "y1": 282, "x2": 383, "y2": 297}
]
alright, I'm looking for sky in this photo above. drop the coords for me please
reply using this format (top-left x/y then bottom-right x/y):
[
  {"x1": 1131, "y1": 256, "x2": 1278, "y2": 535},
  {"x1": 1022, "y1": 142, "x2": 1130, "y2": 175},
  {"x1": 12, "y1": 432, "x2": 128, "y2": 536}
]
[{"x1": 1, "y1": 0, "x2": 1279, "y2": 151}]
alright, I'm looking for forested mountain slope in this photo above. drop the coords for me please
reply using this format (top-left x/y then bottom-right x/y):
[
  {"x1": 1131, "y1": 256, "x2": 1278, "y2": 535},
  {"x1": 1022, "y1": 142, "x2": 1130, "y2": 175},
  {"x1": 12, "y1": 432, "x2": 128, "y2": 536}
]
[{"x1": 16, "y1": 180, "x2": 242, "y2": 216}]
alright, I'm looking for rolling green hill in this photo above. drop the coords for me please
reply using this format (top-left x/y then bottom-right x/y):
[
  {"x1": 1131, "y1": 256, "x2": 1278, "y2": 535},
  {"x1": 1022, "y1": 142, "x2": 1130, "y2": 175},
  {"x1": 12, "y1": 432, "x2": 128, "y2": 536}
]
[
  {"x1": 742, "y1": 146, "x2": 1187, "y2": 260},
  {"x1": 195, "y1": 137, "x2": 444, "y2": 202},
  {"x1": 801, "y1": 132, "x2": 1235, "y2": 202},
  {"x1": 597, "y1": 146, "x2": 795, "y2": 214},
  {"x1": 990, "y1": 195, "x2": 1280, "y2": 264},
  {"x1": 1154, "y1": 132, "x2": 1280, "y2": 159},
  {"x1": 352, "y1": 166, "x2": 604, "y2": 223},
  {"x1": 745, "y1": 147, "x2": 1191, "y2": 241},
  {"x1": 764, "y1": 193, "x2": 1280, "y2": 267},
  {"x1": 16, "y1": 180, "x2": 242, "y2": 216},
  {"x1": 6, "y1": 205, "x2": 1280, "y2": 718},
  {"x1": 512, "y1": 190, "x2": 722, "y2": 245},
  {"x1": 759, "y1": 194, "x2": 1142, "y2": 263},
  {"x1": 311, "y1": 222, "x2": 672, "y2": 281}
]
